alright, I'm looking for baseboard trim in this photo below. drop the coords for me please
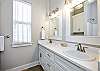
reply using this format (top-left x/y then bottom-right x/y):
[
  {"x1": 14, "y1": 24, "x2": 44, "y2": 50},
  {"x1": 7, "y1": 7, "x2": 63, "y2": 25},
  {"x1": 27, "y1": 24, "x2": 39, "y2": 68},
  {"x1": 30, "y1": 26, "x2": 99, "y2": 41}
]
[{"x1": 6, "y1": 61, "x2": 39, "y2": 71}]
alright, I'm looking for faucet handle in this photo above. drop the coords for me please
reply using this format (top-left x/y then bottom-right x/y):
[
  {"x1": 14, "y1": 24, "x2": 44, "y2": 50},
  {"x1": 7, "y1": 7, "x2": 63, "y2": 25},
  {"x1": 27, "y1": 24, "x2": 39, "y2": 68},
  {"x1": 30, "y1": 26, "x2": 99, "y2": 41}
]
[
  {"x1": 48, "y1": 39, "x2": 52, "y2": 43},
  {"x1": 75, "y1": 44, "x2": 80, "y2": 51},
  {"x1": 83, "y1": 47, "x2": 88, "y2": 48},
  {"x1": 82, "y1": 47, "x2": 88, "y2": 53}
]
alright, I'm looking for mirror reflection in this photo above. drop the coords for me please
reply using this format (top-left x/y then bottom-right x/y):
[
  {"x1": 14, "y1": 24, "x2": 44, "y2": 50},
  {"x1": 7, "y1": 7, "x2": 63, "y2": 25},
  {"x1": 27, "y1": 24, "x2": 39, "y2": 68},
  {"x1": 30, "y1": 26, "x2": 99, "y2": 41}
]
[
  {"x1": 49, "y1": 0, "x2": 98, "y2": 39},
  {"x1": 49, "y1": 12, "x2": 62, "y2": 38},
  {"x1": 71, "y1": 0, "x2": 98, "y2": 36}
]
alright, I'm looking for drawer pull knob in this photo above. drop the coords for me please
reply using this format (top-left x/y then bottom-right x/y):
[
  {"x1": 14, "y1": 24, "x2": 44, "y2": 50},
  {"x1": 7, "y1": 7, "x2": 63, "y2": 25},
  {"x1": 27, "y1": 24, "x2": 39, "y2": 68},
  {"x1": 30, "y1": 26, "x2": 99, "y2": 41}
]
[
  {"x1": 40, "y1": 53, "x2": 42, "y2": 57},
  {"x1": 47, "y1": 54, "x2": 50, "y2": 57},
  {"x1": 47, "y1": 64, "x2": 50, "y2": 67}
]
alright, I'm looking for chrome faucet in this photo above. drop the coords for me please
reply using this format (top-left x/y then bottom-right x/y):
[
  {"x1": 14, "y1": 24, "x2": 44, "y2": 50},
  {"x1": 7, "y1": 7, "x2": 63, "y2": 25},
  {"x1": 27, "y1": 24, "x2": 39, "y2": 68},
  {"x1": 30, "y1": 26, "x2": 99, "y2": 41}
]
[
  {"x1": 82, "y1": 46, "x2": 88, "y2": 53},
  {"x1": 75, "y1": 43, "x2": 81, "y2": 51},
  {"x1": 75, "y1": 43, "x2": 88, "y2": 53},
  {"x1": 48, "y1": 39, "x2": 52, "y2": 43}
]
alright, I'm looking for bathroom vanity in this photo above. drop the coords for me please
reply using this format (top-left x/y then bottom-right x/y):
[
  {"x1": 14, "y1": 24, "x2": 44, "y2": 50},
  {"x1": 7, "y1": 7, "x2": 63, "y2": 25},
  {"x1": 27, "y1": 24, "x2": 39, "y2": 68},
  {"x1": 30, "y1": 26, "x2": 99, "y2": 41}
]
[
  {"x1": 38, "y1": 40, "x2": 98, "y2": 71},
  {"x1": 39, "y1": 0, "x2": 100, "y2": 71}
]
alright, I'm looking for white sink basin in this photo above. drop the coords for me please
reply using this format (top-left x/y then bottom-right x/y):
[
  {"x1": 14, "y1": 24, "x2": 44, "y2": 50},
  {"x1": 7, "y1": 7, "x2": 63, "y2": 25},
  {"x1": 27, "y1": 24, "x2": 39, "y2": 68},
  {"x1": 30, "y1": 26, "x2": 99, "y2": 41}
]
[{"x1": 63, "y1": 50, "x2": 96, "y2": 61}]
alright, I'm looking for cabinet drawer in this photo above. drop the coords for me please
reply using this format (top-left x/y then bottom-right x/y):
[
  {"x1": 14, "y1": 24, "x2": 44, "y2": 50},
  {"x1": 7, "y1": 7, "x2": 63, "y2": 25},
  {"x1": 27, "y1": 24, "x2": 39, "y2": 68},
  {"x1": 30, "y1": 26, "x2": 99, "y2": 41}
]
[
  {"x1": 39, "y1": 45, "x2": 54, "y2": 61},
  {"x1": 39, "y1": 45, "x2": 46, "y2": 52},
  {"x1": 55, "y1": 55, "x2": 85, "y2": 71},
  {"x1": 46, "y1": 49, "x2": 55, "y2": 61}
]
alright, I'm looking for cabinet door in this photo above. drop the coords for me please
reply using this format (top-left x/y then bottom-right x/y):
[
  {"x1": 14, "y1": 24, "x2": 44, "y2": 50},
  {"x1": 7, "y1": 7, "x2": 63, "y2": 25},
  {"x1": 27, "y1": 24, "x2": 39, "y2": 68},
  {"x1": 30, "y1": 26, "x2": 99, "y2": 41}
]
[
  {"x1": 55, "y1": 63, "x2": 65, "y2": 71},
  {"x1": 46, "y1": 58, "x2": 55, "y2": 71},
  {"x1": 39, "y1": 49, "x2": 47, "y2": 71},
  {"x1": 39, "y1": 48, "x2": 54, "y2": 71},
  {"x1": 55, "y1": 55, "x2": 85, "y2": 71},
  {"x1": 55, "y1": 62, "x2": 76, "y2": 71}
]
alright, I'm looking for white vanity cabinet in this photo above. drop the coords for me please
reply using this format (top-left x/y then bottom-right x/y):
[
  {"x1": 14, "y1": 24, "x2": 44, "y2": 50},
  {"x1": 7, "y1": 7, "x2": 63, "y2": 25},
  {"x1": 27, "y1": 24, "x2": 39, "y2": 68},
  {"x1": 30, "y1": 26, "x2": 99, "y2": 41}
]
[
  {"x1": 39, "y1": 45, "x2": 86, "y2": 71},
  {"x1": 39, "y1": 45, "x2": 55, "y2": 71}
]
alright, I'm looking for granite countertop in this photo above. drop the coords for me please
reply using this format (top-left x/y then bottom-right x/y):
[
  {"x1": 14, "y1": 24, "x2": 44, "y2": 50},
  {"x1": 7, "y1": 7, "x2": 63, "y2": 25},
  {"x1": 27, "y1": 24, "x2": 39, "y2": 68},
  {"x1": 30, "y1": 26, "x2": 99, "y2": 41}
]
[{"x1": 38, "y1": 40, "x2": 99, "y2": 71}]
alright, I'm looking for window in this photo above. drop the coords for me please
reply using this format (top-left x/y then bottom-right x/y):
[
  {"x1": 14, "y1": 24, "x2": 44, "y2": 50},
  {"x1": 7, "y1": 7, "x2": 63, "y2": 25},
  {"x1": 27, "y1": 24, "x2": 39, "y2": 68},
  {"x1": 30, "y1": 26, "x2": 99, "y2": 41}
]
[{"x1": 13, "y1": 0, "x2": 32, "y2": 45}]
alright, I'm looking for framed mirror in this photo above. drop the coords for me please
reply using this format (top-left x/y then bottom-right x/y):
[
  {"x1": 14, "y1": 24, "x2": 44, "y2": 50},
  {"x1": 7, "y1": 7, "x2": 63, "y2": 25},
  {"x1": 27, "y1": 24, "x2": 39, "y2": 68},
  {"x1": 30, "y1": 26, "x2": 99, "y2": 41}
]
[
  {"x1": 49, "y1": 10, "x2": 63, "y2": 39},
  {"x1": 70, "y1": 0, "x2": 98, "y2": 36}
]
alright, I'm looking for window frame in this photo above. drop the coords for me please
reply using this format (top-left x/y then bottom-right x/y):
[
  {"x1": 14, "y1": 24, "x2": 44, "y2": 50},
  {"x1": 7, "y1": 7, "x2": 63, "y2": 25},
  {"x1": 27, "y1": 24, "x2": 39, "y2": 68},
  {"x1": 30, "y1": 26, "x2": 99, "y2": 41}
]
[{"x1": 12, "y1": 0, "x2": 32, "y2": 47}]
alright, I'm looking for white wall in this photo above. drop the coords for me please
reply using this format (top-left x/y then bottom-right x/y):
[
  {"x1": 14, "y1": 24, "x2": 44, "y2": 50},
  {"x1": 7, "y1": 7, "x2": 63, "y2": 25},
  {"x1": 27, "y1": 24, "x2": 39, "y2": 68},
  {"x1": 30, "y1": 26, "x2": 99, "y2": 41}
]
[
  {"x1": 85, "y1": 1, "x2": 97, "y2": 36},
  {"x1": 97, "y1": 0, "x2": 100, "y2": 36},
  {"x1": 49, "y1": 0, "x2": 64, "y2": 11},
  {"x1": 0, "y1": 0, "x2": 46, "y2": 71},
  {"x1": 97, "y1": 1, "x2": 100, "y2": 67}
]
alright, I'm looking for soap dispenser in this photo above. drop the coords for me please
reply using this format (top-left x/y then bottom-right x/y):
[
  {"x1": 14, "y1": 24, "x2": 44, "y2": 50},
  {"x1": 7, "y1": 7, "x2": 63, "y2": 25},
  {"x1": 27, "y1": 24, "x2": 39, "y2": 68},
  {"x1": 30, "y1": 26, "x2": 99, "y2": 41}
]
[
  {"x1": 54, "y1": 28, "x2": 57, "y2": 37},
  {"x1": 40, "y1": 26, "x2": 45, "y2": 40}
]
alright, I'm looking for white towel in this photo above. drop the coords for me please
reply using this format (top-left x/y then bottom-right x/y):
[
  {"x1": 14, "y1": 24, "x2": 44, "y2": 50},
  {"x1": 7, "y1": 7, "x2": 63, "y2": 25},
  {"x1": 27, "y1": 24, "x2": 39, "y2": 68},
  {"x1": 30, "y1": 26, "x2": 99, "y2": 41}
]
[{"x1": 0, "y1": 36, "x2": 4, "y2": 51}]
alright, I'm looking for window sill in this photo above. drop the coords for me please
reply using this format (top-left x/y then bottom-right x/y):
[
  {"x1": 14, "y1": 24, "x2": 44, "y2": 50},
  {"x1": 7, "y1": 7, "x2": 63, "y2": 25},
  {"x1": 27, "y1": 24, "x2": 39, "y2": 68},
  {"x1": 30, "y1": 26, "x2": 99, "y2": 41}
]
[{"x1": 12, "y1": 42, "x2": 34, "y2": 47}]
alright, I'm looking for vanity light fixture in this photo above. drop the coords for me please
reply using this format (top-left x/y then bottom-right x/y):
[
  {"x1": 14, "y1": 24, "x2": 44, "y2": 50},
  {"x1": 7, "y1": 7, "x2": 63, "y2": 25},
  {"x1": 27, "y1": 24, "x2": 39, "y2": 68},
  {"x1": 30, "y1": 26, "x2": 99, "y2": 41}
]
[
  {"x1": 72, "y1": 2, "x2": 84, "y2": 15},
  {"x1": 64, "y1": 0, "x2": 72, "y2": 9},
  {"x1": 49, "y1": 0, "x2": 86, "y2": 16},
  {"x1": 63, "y1": 0, "x2": 73, "y2": 12},
  {"x1": 49, "y1": 8, "x2": 59, "y2": 16},
  {"x1": 64, "y1": 0, "x2": 72, "y2": 5},
  {"x1": 64, "y1": 0, "x2": 86, "y2": 9},
  {"x1": 49, "y1": 0, "x2": 72, "y2": 17},
  {"x1": 75, "y1": 3, "x2": 83, "y2": 9}
]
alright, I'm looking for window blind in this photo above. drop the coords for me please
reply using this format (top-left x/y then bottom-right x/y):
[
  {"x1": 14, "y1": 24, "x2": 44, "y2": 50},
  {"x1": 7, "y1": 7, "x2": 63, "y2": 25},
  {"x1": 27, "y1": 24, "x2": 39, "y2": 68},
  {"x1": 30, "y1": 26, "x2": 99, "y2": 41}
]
[{"x1": 13, "y1": 0, "x2": 31, "y2": 44}]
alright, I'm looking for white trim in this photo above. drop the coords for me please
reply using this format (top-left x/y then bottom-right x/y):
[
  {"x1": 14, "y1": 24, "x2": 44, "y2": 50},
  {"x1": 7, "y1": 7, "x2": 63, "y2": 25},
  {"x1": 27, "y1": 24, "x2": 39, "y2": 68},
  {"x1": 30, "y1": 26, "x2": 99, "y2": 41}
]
[
  {"x1": 6, "y1": 61, "x2": 39, "y2": 71},
  {"x1": 0, "y1": 36, "x2": 4, "y2": 51},
  {"x1": 12, "y1": 43, "x2": 32, "y2": 47},
  {"x1": 12, "y1": 42, "x2": 34, "y2": 47}
]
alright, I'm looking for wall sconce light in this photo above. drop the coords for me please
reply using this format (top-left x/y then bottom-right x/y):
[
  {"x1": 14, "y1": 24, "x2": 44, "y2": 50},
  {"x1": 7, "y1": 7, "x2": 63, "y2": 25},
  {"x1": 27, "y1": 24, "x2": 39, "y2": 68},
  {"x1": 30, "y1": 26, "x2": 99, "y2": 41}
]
[
  {"x1": 49, "y1": 8, "x2": 59, "y2": 17},
  {"x1": 64, "y1": 0, "x2": 72, "y2": 5}
]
